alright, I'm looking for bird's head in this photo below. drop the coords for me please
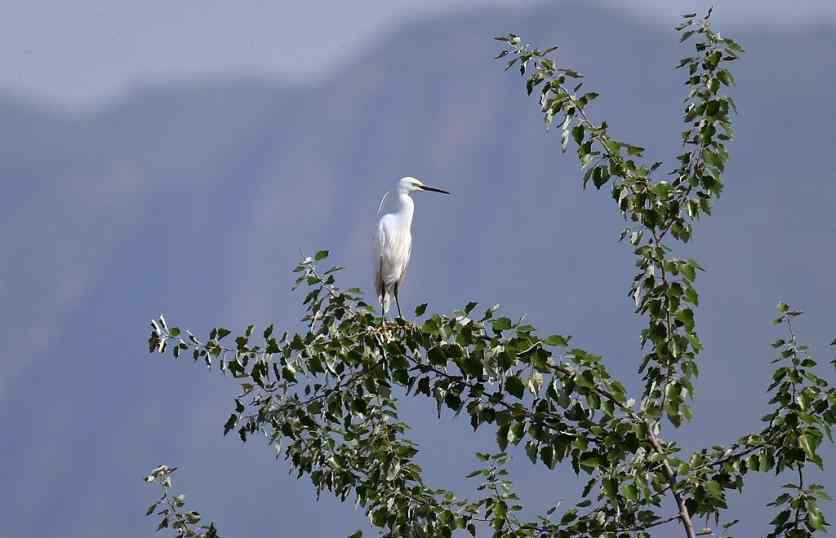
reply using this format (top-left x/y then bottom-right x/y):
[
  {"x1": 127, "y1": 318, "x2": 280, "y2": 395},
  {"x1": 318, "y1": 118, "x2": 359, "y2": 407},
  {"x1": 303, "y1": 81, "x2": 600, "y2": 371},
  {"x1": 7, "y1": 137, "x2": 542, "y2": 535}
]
[{"x1": 398, "y1": 176, "x2": 450, "y2": 195}]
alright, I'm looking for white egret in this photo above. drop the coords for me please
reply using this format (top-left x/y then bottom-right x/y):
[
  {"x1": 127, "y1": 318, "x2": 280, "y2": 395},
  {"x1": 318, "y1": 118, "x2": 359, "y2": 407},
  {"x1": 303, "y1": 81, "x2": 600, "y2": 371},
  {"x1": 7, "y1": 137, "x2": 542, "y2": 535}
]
[{"x1": 375, "y1": 176, "x2": 450, "y2": 318}]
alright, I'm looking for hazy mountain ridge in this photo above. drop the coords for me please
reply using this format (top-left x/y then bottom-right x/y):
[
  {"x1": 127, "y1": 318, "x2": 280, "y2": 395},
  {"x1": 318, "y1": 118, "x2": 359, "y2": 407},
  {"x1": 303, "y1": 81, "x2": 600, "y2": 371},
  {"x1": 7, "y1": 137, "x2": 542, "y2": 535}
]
[{"x1": 1, "y1": 3, "x2": 834, "y2": 537}]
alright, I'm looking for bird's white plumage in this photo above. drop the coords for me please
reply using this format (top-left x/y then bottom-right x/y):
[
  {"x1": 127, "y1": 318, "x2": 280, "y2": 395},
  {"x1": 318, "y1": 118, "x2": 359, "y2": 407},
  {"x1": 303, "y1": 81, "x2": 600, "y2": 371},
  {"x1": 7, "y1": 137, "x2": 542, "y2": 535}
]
[
  {"x1": 376, "y1": 212, "x2": 412, "y2": 313},
  {"x1": 374, "y1": 176, "x2": 448, "y2": 316}
]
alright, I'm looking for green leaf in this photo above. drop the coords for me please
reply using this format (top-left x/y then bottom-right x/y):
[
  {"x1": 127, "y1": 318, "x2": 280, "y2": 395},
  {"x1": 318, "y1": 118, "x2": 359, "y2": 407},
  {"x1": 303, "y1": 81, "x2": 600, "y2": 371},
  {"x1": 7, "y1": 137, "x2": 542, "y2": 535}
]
[
  {"x1": 574, "y1": 370, "x2": 595, "y2": 389},
  {"x1": 580, "y1": 454, "x2": 602, "y2": 469},
  {"x1": 622, "y1": 483, "x2": 638, "y2": 502},
  {"x1": 572, "y1": 125, "x2": 585, "y2": 145},
  {"x1": 370, "y1": 508, "x2": 387, "y2": 527},
  {"x1": 314, "y1": 250, "x2": 329, "y2": 261},
  {"x1": 602, "y1": 478, "x2": 618, "y2": 500},
  {"x1": 545, "y1": 334, "x2": 570, "y2": 347},
  {"x1": 414, "y1": 303, "x2": 428, "y2": 316},
  {"x1": 770, "y1": 509, "x2": 791, "y2": 526},
  {"x1": 681, "y1": 263, "x2": 696, "y2": 282},
  {"x1": 223, "y1": 414, "x2": 238, "y2": 436},
  {"x1": 675, "y1": 308, "x2": 695, "y2": 330},
  {"x1": 508, "y1": 420, "x2": 524, "y2": 444},
  {"x1": 608, "y1": 380, "x2": 627, "y2": 403},
  {"x1": 705, "y1": 480, "x2": 723, "y2": 499},
  {"x1": 799, "y1": 433, "x2": 816, "y2": 458},
  {"x1": 626, "y1": 144, "x2": 645, "y2": 157},
  {"x1": 497, "y1": 424, "x2": 509, "y2": 451},
  {"x1": 492, "y1": 317, "x2": 512, "y2": 333},
  {"x1": 525, "y1": 441, "x2": 539, "y2": 463},
  {"x1": 808, "y1": 508, "x2": 825, "y2": 530},
  {"x1": 723, "y1": 37, "x2": 744, "y2": 53},
  {"x1": 540, "y1": 445, "x2": 555, "y2": 468},
  {"x1": 505, "y1": 375, "x2": 525, "y2": 399}
]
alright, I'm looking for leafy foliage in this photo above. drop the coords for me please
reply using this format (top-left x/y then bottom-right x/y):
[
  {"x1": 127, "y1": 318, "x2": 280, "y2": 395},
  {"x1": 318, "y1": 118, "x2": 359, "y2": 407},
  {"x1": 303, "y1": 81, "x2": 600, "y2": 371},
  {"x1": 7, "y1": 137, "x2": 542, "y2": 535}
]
[
  {"x1": 144, "y1": 465, "x2": 223, "y2": 538},
  {"x1": 495, "y1": 7, "x2": 742, "y2": 429},
  {"x1": 144, "y1": 10, "x2": 834, "y2": 538}
]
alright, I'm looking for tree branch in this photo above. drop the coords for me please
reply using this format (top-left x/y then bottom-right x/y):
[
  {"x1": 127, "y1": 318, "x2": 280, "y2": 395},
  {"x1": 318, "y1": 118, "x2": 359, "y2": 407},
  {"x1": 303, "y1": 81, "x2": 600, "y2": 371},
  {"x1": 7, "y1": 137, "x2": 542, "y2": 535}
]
[{"x1": 647, "y1": 432, "x2": 697, "y2": 538}]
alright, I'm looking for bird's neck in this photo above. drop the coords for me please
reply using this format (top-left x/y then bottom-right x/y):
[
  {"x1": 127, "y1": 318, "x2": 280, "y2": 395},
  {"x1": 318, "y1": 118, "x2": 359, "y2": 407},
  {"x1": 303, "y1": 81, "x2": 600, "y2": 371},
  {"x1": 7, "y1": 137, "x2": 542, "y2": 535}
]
[{"x1": 396, "y1": 192, "x2": 415, "y2": 225}]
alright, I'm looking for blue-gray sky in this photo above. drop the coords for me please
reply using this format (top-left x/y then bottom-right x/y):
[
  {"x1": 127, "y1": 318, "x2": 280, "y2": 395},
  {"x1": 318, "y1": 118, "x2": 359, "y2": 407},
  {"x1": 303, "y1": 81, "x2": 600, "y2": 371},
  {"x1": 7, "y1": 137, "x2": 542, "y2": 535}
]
[{"x1": 1, "y1": 0, "x2": 835, "y2": 107}]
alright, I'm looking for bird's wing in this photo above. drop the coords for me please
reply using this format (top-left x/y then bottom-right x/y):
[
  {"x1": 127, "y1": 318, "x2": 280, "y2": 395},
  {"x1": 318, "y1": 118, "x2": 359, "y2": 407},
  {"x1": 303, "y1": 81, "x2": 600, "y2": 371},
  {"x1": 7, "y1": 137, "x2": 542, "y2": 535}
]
[
  {"x1": 400, "y1": 237, "x2": 412, "y2": 284},
  {"x1": 375, "y1": 215, "x2": 410, "y2": 286}
]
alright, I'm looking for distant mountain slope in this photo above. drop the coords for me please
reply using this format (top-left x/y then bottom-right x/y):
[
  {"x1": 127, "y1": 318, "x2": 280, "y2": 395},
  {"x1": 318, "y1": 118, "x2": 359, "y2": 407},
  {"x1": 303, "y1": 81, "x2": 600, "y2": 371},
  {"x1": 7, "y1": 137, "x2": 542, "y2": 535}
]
[{"x1": 0, "y1": 3, "x2": 833, "y2": 537}]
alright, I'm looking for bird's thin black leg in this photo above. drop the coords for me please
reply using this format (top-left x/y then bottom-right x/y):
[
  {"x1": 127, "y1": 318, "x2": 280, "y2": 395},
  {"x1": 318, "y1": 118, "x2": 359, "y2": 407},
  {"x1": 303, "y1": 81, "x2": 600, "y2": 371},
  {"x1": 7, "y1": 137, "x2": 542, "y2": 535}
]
[{"x1": 394, "y1": 282, "x2": 403, "y2": 319}]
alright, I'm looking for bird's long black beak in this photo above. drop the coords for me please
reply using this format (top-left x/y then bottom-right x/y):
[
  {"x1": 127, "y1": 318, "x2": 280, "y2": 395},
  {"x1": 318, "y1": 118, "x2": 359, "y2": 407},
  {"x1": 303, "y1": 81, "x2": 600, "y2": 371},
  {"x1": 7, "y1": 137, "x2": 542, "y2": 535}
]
[{"x1": 419, "y1": 185, "x2": 450, "y2": 194}]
